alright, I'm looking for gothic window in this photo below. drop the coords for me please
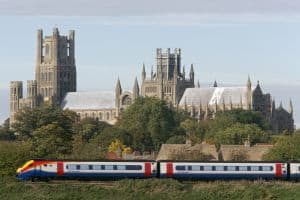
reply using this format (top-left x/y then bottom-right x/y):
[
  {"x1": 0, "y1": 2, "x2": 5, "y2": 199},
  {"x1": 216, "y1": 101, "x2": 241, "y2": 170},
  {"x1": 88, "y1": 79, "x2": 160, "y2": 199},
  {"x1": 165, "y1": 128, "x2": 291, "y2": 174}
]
[
  {"x1": 106, "y1": 112, "x2": 110, "y2": 120},
  {"x1": 45, "y1": 44, "x2": 50, "y2": 56},
  {"x1": 122, "y1": 95, "x2": 132, "y2": 106},
  {"x1": 99, "y1": 112, "x2": 102, "y2": 120}
]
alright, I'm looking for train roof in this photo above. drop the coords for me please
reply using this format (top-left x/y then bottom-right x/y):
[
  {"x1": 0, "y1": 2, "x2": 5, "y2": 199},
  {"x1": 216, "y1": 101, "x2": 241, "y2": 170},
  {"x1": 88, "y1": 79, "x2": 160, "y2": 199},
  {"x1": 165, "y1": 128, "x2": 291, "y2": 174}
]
[
  {"x1": 31, "y1": 159, "x2": 156, "y2": 162},
  {"x1": 157, "y1": 160, "x2": 300, "y2": 163}
]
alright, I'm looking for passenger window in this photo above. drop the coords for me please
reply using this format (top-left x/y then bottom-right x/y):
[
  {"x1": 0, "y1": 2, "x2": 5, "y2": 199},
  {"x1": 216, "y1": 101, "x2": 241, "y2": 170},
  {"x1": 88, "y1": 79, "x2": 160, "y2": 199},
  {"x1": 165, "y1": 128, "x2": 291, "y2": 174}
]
[
  {"x1": 191, "y1": 166, "x2": 200, "y2": 171},
  {"x1": 235, "y1": 166, "x2": 239, "y2": 171},
  {"x1": 204, "y1": 166, "x2": 212, "y2": 171},
  {"x1": 200, "y1": 166, "x2": 204, "y2": 171},
  {"x1": 125, "y1": 165, "x2": 142, "y2": 170},
  {"x1": 247, "y1": 166, "x2": 251, "y2": 171},
  {"x1": 298, "y1": 166, "x2": 300, "y2": 171},
  {"x1": 65, "y1": 165, "x2": 68, "y2": 169},
  {"x1": 101, "y1": 165, "x2": 105, "y2": 170},
  {"x1": 88, "y1": 165, "x2": 93, "y2": 170},
  {"x1": 239, "y1": 166, "x2": 247, "y2": 171},
  {"x1": 262, "y1": 166, "x2": 272, "y2": 171},
  {"x1": 251, "y1": 166, "x2": 259, "y2": 171},
  {"x1": 259, "y1": 166, "x2": 263, "y2": 171},
  {"x1": 176, "y1": 166, "x2": 185, "y2": 171},
  {"x1": 44, "y1": 164, "x2": 47, "y2": 167},
  {"x1": 224, "y1": 166, "x2": 228, "y2": 171},
  {"x1": 188, "y1": 166, "x2": 192, "y2": 171},
  {"x1": 113, "y1": 165, "x2": 117, "y2": 170},
  {"x1": 76, "y1": 165, "x2": 80, "y2": 170},
  {"x1": 212, "y1": 166, "x2": 216, "y2": 171},
  {"x1": 117, "y1": 165, "x2": 126, "y2": 170},
  {"x1": 105, "y1": 165, "x2": 113, "y2": 170},
  {"x1": 215, "y1": 166, "x2": 224, "y2": 171},
  {"x1": 227, "y1": 166, "x2": 236, "y2": 171}
]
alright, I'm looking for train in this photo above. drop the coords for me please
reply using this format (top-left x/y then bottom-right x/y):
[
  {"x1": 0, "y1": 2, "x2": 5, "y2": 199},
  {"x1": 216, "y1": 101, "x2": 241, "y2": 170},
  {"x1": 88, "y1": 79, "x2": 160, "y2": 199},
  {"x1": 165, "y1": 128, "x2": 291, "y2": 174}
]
[{"x1": 16, "y1": 159, "x2": 300, "y2": 181}]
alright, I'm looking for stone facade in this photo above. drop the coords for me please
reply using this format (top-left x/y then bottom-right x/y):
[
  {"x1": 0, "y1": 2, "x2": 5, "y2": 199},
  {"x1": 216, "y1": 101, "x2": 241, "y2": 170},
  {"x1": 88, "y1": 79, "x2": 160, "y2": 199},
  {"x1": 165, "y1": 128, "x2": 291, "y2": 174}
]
[
  {"x1": 9, "y1": 28, "x2": 76, "y2": 124},
  {"x1": 9, "y1": 30, "x2": 294, "y2": 133}
]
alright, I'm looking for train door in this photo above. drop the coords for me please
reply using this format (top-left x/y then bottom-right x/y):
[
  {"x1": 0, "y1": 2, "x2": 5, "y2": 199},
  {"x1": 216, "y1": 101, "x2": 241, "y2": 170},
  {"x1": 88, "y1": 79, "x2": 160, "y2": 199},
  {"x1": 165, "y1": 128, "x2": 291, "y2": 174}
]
[
  {"x1": 166, "y1": 162, "x2": 173, "y2": 177},
  {"x1": 144, "y1": 162, "x2": 151, "y2": 177},
  {"x1": 57, "y1": 162, "x2": 64, "y2": 176},
  {"x1": 275, "y1": 163, "x2": 283, "y2": 177}
]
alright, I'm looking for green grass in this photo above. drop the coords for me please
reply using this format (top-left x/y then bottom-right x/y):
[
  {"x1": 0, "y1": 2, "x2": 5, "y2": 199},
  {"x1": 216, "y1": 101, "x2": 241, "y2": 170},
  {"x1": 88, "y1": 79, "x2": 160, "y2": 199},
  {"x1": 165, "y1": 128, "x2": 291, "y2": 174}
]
[{"x1": 1, "y1": 177, "x2": 300, "y2": 200}]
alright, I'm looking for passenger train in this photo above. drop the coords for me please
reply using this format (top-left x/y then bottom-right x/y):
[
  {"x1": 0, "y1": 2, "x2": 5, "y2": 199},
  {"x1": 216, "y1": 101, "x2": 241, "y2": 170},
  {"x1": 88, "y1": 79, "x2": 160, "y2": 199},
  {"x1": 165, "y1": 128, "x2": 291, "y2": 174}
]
[{"x1": 16, "y1": 159, "x2": 300, "y2": 181}]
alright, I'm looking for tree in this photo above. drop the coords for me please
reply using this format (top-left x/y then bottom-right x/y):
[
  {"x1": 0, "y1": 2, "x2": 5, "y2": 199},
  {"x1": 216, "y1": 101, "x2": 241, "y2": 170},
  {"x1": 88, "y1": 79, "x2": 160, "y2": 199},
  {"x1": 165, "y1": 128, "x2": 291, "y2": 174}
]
[
  {"x1": 263, "y1": 135, "x2": 300, "y2": 161},
  {"x1": 166, "y1": 135, "x2": 186, "y2": 144},
  {"x1": 181, "y1": 119, "x2": 206, "y2": 144},
  {"x1": 12, "y1": 105, "x2": 77, "y2": 140},
  {"x1": 108, "y1": 139, "x2": 132, "y2": 157},
  {"x1": 214, "y1": 123, "x2": 270, "y2": 145},
  {"x1": 31, "y1": 123, "x2": 72, "y2": 158},
  {"x1": 117, "y1": 97, "x2": 179, "y2": 151},
  {"x1": 0, "y1": 119, "x2": 15, "y2": 141}
]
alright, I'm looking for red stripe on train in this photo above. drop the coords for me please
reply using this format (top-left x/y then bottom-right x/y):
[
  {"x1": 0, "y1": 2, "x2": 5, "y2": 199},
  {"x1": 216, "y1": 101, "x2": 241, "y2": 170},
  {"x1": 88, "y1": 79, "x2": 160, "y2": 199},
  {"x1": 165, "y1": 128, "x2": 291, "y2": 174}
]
[
  {"x1": 57, "y1": 162, "x2": 64, "y2": 176},
  {"x1": 275, "y1": 163, "x2": 283, "y2": 177},
  {"x1": 144, "y1": 162, "x2": 151, "y2": 177},
  {"x1": 166, "y1": 162, "x2": 173, "y2": 177}
]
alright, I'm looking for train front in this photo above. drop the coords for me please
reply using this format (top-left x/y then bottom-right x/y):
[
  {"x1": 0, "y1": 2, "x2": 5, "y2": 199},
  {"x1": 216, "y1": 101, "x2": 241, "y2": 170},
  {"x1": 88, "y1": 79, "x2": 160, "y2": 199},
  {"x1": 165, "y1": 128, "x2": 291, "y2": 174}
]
[{"x1": 16, "y1": 160, "x2": 35, "y2": 181}]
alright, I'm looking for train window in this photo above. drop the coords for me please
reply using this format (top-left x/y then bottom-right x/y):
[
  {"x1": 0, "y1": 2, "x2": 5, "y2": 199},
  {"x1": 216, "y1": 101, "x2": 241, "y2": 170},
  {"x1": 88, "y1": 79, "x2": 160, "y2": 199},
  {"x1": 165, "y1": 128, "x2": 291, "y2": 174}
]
[
  {"x1": 68, "y1": 165, "x2": 77, "y2": 170},
  {"x1": 175, "y1": 166, "x2": 186, "y2": 171},
  {"x1": 105, "y1": 165, "x2": 113, "y2": 170},
  {"x1": 239, "y1": 166, "x2": 247, "y2": 171},
  {"x1": 94, "y1": 165, "x2": 101, "y2": 170},
  {"x1": 224, "y1": 166, "x2": 228, "y2": 171},
  {"x1": 298, "y1": 166, "x2": 300, "y2": 171},
  {"x1": 259, "y1": 166, "x2": 263, "y2": 171},
  {"x1": 204, "y1": 166, "x2": 212, "y2": 171},
  {"x1": 101, "y1": 165, "x2": 105, "y2": 170},
  {"x1": 66, "y1": 165, "x2": 68, "y2": 169},
  {"x1": 125, "y1": 165, "x2": 142, "y2": 170},
  {"x1": 212, "y1": 166, "x2": 216, "y2": 171},
  {"x1": 247, "y1": 166, "x2": 251, "y2": 171},
  {"x1": 88, "y1": 165, "x2": 93, "y2": 170},
  {"x1": 188, "y1": 166, "x2": 192, "y2": 171},
  {"x1": 81, "y1": 165, "x2": 89, "y2": 170},
  {"x1": 113, "y1": 165, "x2": 117, "y2": 170},
  {"x1": 215, "y1": 166, "x2": 224, "y2": 171},
  {"x1": 251, "y1": 166, "x2": 259, "y2": 171},
  {"x1": 44, "y1": 164, "x2": 47, "y2": 167},
  {"x1": 235, "y1": 166, "x2": 239, "y2": 171},
  {"x1": 262, "y1": 166, "x2": 273, "y2": 171},
  {"x1": 200, "y1": 166, "x2": 204, "y2": 171},
  {"x1": 76, "y1": 165, "x2": 80, "y2": 170},
  {"x1": 117, "y1": 165, "x2": 126, "y2": 170},
  {"x1": 227, "y1": 166, "x2": 236, "y2": 171},
  {"x1": 191, "y1": 166, "x2": 200, "y2": 171}
]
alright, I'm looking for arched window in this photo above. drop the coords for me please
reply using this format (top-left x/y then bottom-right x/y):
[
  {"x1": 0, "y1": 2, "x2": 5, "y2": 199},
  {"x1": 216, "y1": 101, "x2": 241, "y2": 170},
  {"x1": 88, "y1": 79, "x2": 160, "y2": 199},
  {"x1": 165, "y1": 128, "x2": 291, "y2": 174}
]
[
  {"x1": 99, "y1": 112, "x2": 102, "y2": 120},
  {"x1": 106, "y1": 112, "x2": 110, "y2": 120}
]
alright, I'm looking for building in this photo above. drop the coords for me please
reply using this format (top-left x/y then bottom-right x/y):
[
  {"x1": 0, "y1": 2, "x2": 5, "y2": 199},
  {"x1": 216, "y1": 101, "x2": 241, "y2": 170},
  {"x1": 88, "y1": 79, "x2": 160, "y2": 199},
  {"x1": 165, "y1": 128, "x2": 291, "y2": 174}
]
[
  {"x1": 10, "y1": 28, "x2": 76, "y2": 124},
  {"x1": 9, "y1": 29, "x2": 294, "y2": 133}
]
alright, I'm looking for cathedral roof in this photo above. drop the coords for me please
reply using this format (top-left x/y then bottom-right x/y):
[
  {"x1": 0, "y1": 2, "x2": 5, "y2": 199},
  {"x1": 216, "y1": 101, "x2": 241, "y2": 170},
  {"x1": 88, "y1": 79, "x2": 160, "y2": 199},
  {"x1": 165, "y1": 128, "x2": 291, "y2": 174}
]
[
  {"x1": 179, "y1": 87, "x2": 252, "y2": 106},
  {"x1": 61, "y1": 91, "x2": 115, "y2": 110}
]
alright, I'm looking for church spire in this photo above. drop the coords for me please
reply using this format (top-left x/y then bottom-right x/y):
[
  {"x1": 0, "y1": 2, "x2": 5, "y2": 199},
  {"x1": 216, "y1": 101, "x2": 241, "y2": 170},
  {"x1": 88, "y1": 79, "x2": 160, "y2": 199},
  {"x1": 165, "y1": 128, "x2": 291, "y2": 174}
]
[
  {"x1": 115, "y1": 77, "x2": 122, "y2": 96},
  {"x1": 133, "y1": 77, "x2": 140, "y2": 100},
  {"x1": 182, "y1": 65, "x2": 186, "y2": 80},
  {"x1": 289, "y1": 98, "x2": 293, "y2": 116},
  {"x1": 189, "y1": 64, "x2": 194, "y2": 82},
  {"x1": 142, "y1": 63, "x2": 146, "y2": 80},
  {"x1": 151, "y1": 65, "x2": 154, "y2": 80},
  {"x1": 213, "y1": 80, "x2": 218, "y2": 87}
]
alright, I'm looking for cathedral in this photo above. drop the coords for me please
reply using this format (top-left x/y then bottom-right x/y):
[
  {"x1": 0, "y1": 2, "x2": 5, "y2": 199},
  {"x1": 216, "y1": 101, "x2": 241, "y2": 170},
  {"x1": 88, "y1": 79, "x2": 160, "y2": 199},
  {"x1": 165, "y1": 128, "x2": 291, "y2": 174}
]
[{"x1": 10, "y1": 28, "x2": 294, "y2": 133}]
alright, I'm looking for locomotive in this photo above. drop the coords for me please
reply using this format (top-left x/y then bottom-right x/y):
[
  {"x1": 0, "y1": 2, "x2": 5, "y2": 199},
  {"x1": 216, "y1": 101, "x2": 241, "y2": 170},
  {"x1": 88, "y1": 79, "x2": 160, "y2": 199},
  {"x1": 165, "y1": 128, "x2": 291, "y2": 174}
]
[{"x1": 16, "y1": 159, "x2": 300, "y2": 181}]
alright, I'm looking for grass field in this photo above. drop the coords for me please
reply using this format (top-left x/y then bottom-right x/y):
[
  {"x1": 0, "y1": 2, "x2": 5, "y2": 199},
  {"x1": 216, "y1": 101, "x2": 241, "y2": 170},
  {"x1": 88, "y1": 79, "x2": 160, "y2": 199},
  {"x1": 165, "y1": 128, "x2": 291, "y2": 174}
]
[{"x1": 1, "y1": 178, "x2": 300, "y2": 200}]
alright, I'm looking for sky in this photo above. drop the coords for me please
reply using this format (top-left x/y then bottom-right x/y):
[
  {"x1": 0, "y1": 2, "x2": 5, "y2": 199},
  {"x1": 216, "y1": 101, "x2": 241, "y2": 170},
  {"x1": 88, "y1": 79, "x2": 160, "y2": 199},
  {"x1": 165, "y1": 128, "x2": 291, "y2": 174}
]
[{"x1": 0, "y1": 0, "x2": 299, "y2": 127}]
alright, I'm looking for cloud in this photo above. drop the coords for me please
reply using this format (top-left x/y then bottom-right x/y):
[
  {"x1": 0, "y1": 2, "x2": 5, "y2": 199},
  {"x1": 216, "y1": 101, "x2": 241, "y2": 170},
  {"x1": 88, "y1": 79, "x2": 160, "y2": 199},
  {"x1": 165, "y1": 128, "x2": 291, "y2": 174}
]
[{"x1": 1, "y1": 0, "x2": 300, "y2": 16}]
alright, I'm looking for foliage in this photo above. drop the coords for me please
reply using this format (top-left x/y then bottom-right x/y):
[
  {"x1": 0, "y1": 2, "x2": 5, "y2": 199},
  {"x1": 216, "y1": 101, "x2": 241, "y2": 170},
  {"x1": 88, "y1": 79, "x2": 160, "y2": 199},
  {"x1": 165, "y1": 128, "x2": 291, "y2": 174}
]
[
  {"x1": 263, "y1": 135, "x2": 300, "y2": 161},
  {"x1": 214, "y1": 123, "x2": 270, "y2": 145},
  {"x1": 0, "y1": 141, "x2": 32, "y2": 177},
  {"x1": 0, "y1": 118, "x2": 15, "y2": 141},
  {"x1": 31, "y1": 123, "x2": 72, "y2": 158},
  {"x1": 12, "y1": 105, "x2": 77, "y2": 139},
  {"x1": 3, "y1": 179, "x2": 300, "y2": 200},
  {"x1": 181, "y1": 119, "x2": 206, "y2": 144},
  {"x1": 108, "y1": 139, "x2": 132, "y2": 157},
  {"x1": 118, "y1": 97, "x2": 181, "y2": 151},
  {"x1": 166, "y1": 135, "x2": 186, "y2": 144}
]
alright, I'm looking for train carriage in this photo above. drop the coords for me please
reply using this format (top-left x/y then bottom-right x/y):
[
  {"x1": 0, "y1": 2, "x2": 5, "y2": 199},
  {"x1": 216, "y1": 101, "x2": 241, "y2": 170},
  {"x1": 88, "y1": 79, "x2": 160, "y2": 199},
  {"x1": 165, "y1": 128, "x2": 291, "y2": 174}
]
[
  {"x1": 289, "y1": 162, "x2": 300, "y2": 180},
  {"x1": 159, "y1": 161, "x2": 288, "y2": 180},
  {"x1": 16, "y1": 160, "x2": 157, "y2": 181}
]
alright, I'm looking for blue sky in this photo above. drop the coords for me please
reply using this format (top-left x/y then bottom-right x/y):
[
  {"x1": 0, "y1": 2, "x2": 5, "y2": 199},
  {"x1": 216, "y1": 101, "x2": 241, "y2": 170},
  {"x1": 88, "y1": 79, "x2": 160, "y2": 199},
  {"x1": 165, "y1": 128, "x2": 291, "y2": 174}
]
[{"x1": 0, "y1": 1, "x2": 300, "y2": 126}]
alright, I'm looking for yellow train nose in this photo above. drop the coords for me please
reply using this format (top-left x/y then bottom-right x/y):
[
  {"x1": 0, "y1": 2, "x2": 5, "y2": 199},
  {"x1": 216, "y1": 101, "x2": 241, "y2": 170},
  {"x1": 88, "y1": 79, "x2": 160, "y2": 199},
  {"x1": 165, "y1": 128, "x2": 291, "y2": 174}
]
[{"x1": 16, "y1": 168, "x2": 22, "y2": 173}]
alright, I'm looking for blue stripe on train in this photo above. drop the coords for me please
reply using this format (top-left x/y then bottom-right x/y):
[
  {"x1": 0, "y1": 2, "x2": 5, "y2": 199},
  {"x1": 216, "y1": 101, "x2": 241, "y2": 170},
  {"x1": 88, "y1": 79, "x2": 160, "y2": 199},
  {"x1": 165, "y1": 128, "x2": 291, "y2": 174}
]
[
  {"x1": 17, "y1": 170, "x2": 156, "y2": 180},
  {"x1": 160, "y1": 173, "x2": 287, "y2": 180}
]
